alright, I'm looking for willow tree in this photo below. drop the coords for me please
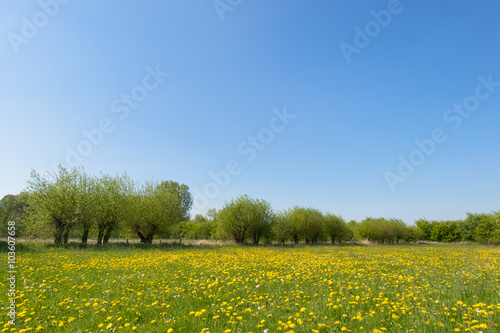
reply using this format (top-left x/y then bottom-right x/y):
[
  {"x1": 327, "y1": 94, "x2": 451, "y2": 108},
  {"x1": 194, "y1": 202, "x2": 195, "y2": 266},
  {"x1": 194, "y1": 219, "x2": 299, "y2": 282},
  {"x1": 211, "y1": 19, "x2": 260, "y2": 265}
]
[
  {"x1": 272, "y1": 211, "x2": 295, "y2": 244},
  {"x1": 25, "y1": 166, "x2": 81, "y2": 244},
  {"x1": 75, "y1": 170, "x2": 94, "y2": 244},
  {"x1": 287, "y1": 206, "x2": 324, "y2": 244},
  {"x1": 129, "y1": 180, "x2": 192, "y2": 243},
  {"x1": 324, "y1": 213, "x2": 351, "y2": 244},
  {"x1": 217, "y1": 195, "x2": 274, "y2": 244},
  {"x1": 92, "y1": 173, "x2": 133, "y2": 244},
  {"x1": 0, "y1": 192, "x2": 28, "y2": 236}
]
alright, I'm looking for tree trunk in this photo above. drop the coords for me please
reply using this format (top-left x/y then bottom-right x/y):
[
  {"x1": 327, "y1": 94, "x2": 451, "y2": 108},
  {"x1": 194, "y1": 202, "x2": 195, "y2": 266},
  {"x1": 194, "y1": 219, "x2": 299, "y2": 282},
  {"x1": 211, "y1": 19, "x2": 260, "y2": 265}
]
[
  {"x1": 103, "y1": 234, "x2": 111, "y2": 244},
  {"x1": 137, "y1": 230, "x2": 154, "y2": 243},
  {"x1": 97, "y1": 228, "x2": 104, "y2": 245},
  {"x1": 54, "y1": 219, "x2": 64, "y2": 244},
  {"x1": 81, "y1": 228, "x2": 90, "y2": 244},
  {"x1": 137, "y1": 230, "x2": 147, "y2": 243},
  {"x1": 233, "y1": 234, "x2": 244, "y2": 244},
  {"x1": 141, "y1": 233, "x2": 154, "y2": 244},
  {"x1": 103, "y1": 226, "x2": 113, "y2": 244},
  {"x1": 54, "y1": 231, "x2": 63, "y2": 244},
  {"x1": 63, "y1": 229, "x2": 70, "y2": 244}
]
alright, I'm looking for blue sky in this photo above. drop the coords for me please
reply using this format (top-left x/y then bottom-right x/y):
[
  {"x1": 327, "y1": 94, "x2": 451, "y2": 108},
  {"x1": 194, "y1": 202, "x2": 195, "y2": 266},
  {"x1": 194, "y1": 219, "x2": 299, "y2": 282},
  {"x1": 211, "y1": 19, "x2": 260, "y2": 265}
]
[{"x1": 1, "y1": 0, "x2": 499, "y2": 224}]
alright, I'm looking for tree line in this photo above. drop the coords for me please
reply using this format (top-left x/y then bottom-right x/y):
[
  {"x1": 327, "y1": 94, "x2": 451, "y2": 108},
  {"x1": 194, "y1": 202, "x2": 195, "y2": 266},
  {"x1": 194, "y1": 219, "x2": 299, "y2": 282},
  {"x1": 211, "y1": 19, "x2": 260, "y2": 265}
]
[
  {"x1": 1, "y1": 167, "x2": 192, "y2": 244},
  {"x1": 1, "y1": 167, "x2": 499, "y2": 245}
]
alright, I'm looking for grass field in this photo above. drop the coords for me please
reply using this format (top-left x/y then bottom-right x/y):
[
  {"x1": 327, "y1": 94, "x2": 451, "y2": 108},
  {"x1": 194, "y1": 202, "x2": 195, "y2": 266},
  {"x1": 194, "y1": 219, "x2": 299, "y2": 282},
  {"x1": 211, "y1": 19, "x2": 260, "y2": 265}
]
[{"x1": 1, "y1": 244, "x2": 499, "y2": 332}]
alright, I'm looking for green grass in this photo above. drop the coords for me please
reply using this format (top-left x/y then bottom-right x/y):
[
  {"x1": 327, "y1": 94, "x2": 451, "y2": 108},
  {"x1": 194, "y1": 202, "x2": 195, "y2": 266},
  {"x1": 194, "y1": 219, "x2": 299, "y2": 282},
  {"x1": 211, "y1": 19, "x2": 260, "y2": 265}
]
[{"x1": 1, "y1": 243, "x2": 499, "y2": 332}]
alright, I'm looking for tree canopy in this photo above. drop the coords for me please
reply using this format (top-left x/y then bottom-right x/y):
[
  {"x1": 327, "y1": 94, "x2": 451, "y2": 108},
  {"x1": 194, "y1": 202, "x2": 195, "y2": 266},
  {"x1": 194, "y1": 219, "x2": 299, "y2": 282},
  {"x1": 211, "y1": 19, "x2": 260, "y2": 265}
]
[{"x1": 21, "y1": 166, "x2": 192, "y2": 244}]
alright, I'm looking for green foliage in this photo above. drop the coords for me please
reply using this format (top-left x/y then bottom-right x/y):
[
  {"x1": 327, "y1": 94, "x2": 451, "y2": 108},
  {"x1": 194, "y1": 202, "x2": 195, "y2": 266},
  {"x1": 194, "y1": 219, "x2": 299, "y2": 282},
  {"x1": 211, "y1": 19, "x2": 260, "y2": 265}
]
[
  {"x1": 389, "y1": 218, "x2": 408, "y2": 243},
  {"x1": 128, "y1": 180, "x2": 192, "y2": 244},
  {"x1": 286, "y1": 206, "x2": 324, "y2": 244},
  {"x1": 22, "y1": 166, "x2": 192, "y2": 245},
  {"x1": 14, "y1": 167, "x2": 500, "y2": 246},
  {"x1": 415, "y1": 219, "x2": 432, "y2": 241},
  {"x1": 91, "y1": 173, "x2": 133, "y2": 244},
  {"x1": 358, "y1": 217, "x2": 383, "y2": 243},
  {"x1": 405, "y1": 225, "x2": 422, "y2": 242},
  {"x1": 357, "y1": 217, "x2": 411, "y2": 244},
  {"x1": 171, "y1": 219, "x2": 217, "y2": 241},
  {"x1": 348, "y1": 220, "x2": 361, "y2": 240},
  {"x1": 323, "y1": 214, "x2": 352, "y2": 244},
  {"x1": 415, "y1": 213, "x2": 500, "y2": 244},
  {"x1": 217, "y1": 195, "x2": 274, "y2": 244},
  {"x1": 157, "y1": 180, "x2": 193, "y2": 220},
  {"x1": 24, "y1": 166, "x2": 82, "y2": 243},
  {"x1": 430, "y1": 220, "x2": 462, "y2": 242},
  {"x1": 465, "y1": 212, "x2": 497, "y2": 243},
  {"x1": 0, "y1": 192, "x2": 28, "y2": 236},
  {"x1": 272, "y1": 211, "x2": 295, "y2": 244}
]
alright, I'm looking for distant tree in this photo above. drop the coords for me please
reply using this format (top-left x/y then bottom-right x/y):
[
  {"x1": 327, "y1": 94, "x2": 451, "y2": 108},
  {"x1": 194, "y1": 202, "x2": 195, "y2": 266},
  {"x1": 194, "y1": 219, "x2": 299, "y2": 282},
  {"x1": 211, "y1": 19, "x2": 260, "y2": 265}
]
[
  {"x1": 287, "y1": 206, "x2": 323, "y2": 244},
  {"x1": 272, "y1": 211, "x2": 295, "y2": 244},
  {"x1": 170, "y1": 221, "x2": 188, "y2": 244},
  {"x1": 187, "y1": 221, "x2": 215, "y2": 240},
  {"x1": 415, "y1": 219, "x2": 432, "y2": 241},
  {"x1": 173, "y1": 217, "x2": 215, "y2": 241},
  {"x1": 348, "y1": 220, "x2": 360, "y2": 240},
  {"x1": 380, "y1": 218, "x2": 396, "y2": 243},
  {"x1": 193, "y1": 214, "x2": 208, "y2": 224},
  {"x1": 128, "y1": 180, "x2": 191, "y2": 243},
  {"x1": 492, "y1": 211, "x2": 500, "y2": 243},
  {"x1": 358, "y1": 217, "x2": 381, "y2": 243},
  {"x1": 246, "y1": 198, "x2": 274, "y2": 244},
  {"x1": 428, "y1": 220, "x2": 462, "y2": 242},
  {"x1": 404, "y1": 225, "x2": 421, "y2": 242},
  {"x1": 217, "y1": 195, "x2": 274, "y2": 244},
  {"x1": 324, "y1": 214, "x2": 350, "y2": 244},
  {"x1": 207, "y1": 208, "x2": 218, "y2": 221},
  {"x1": 390, "y1": 218, "x2": 408, "y2": 243},
  {"x1": 208, "y1": 209, "x2": 228, "y2": 240},
  {"x1": 343, "y1": 222, "x2": 355, "y2": 242},
  {"x1": 25, "y1": 166, "x2": 81, "y2": 244},
  {"x1": 158, "y1": 180, "x2": 193, "y2": 220},
  {"x1": 357, "y1": 217, "x2": 400, "y2": 244},
  {"x1": 464, "y1": 212, "x2": 496, "y2": 243},
  {"x1": 0, "y1": 192, "x2": 28, "y2": 236},
  {"x1": 74, "y1": 171, "x2": 94, "y2": 244},
  {"x1": 92, "y1": 173, "x2": 133, "y2": 244}
]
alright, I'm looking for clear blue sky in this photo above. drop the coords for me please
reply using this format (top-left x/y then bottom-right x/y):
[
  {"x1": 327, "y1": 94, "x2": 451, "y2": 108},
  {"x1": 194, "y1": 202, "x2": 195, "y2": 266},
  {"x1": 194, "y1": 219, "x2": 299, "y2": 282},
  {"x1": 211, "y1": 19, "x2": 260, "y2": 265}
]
[{"x1": 1, "y1": 1, "x2": 499, "y2": 224}]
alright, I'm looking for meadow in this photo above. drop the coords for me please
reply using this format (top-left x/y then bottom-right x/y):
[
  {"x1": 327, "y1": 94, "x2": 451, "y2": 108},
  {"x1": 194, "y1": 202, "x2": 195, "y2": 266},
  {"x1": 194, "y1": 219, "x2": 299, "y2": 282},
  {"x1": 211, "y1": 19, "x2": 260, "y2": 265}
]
[{"x1": 1, "y1": 244, "x2": 499, "y2": 332}]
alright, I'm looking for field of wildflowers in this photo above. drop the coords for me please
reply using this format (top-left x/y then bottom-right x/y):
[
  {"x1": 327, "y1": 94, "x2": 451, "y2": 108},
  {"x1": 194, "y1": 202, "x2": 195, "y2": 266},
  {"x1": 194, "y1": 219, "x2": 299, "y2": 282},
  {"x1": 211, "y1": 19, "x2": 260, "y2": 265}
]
[{"x1": 1, "y1": 244, "x2": 499, "y2": 332}]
